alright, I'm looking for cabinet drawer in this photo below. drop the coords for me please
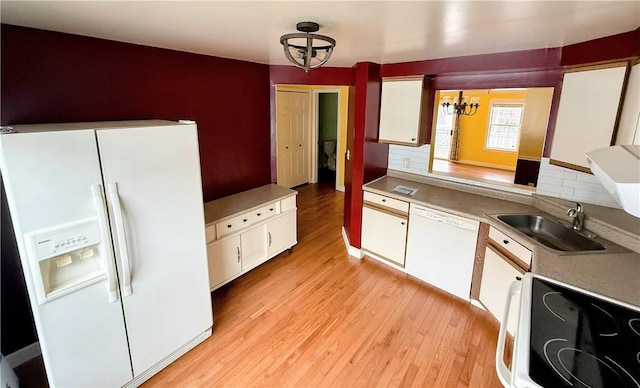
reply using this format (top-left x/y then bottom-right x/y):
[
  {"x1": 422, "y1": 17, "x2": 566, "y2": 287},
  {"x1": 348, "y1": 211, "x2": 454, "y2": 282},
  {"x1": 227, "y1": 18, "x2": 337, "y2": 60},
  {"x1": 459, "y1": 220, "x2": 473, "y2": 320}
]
[
  {"x1": 216, "y1": 212, "x2": 251, "y2": 238},
  {"x1": 363, "y1": 191, "x2": 409, "y2": 214},
  {"x1": 205, "y1": 225, "x2": 217, "y2": 243},
  {"x1": 281, "y1": 195, "x2": 296, "y2": 212},
  {"x1": 251, "y1": 202, "x2": 280, "y2": 223},
  {"x1": 489, "y1": 227, "x2": 532, "y2": 267}
]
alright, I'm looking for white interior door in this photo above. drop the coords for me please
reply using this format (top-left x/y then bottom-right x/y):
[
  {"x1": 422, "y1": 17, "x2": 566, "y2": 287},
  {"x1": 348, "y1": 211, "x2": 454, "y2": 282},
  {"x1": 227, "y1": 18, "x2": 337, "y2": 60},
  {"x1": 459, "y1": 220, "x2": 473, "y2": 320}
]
[
  {"x1": 277, "y1": 90, "x2": 310, "y2": 188},
  {"x1": 96, "y1": 123, "x2": 212, "y2": 376},
  {"x1": 0, "y1": 129, "x2": 132, "y2": 387}
]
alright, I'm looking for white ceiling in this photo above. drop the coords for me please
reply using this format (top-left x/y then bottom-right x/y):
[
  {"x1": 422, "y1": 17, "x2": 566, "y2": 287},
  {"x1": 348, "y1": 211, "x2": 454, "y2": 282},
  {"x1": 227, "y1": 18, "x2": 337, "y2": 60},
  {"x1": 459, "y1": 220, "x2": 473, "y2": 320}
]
[{"x1": 1, "y1": 1, "x2": 639, "y2": 67}]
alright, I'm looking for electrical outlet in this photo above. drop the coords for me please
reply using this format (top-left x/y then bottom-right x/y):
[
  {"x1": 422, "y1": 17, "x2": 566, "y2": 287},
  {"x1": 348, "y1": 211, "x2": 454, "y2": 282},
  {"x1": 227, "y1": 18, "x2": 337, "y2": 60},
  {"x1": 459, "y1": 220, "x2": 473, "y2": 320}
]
[{"x1": 403, "y1": 158, "x2": 410, "y2": 168}]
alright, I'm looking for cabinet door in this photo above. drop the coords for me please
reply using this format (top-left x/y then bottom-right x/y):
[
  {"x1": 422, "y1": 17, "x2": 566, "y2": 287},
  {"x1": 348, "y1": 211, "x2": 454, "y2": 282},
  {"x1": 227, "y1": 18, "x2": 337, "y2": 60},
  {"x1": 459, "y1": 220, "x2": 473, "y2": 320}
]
[
  {"x1": 361, "y1": 206, "x2": 408, "y2": 266},
  {"x1": 379, "y1": 78, "x2": 425, "y2": 145},
  {"x1": 479, "y1": 246, "x2": 524, "y2": 335},
  {"x1": 267, "y1": 211, "x2": 297, "y2": 257},
  {"x1": 616, "y1": 62, "x2": 640, "y2": 145},
  {"x1": 207, "y1": 235, "x2": 242, "y2": 289},
  {"x1": 550, "y1": 64, "x2": 627, "y2": 171},
  {"x1": 241, "y1": 225, "x2": 267, "y2": 271}
]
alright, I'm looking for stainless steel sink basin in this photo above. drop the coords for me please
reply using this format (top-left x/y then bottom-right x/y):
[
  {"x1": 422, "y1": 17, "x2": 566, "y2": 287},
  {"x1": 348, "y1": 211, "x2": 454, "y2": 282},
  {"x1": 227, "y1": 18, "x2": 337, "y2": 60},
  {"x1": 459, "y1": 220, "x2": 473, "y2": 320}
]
[{"x1": 496, "y1": 214, "x2": 605, "y2": 252}]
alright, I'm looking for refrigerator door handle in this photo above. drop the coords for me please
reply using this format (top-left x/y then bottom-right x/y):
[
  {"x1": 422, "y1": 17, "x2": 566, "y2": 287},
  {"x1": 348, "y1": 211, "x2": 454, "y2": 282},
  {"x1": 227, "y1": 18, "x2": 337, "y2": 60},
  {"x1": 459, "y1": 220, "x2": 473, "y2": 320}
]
[
  {"x1": 91, "y1": 184, "x2": 119, "y2": 303},
  {"x1": 108, "y1": 182, "x2": 133, "y2": 296}
]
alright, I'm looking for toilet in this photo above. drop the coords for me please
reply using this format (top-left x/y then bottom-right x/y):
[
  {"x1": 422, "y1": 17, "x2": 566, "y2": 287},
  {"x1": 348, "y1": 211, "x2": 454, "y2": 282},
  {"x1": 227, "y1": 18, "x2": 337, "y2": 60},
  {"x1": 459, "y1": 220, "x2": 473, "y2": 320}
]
[{"x1": 322, "y1": 140, "x2": 337, "y2": 171}]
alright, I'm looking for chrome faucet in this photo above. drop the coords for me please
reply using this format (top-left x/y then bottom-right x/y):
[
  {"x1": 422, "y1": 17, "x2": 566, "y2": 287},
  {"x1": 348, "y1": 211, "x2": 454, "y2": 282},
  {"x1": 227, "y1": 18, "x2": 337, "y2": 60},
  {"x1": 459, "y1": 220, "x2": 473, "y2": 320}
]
[{"x1": 567, "y1": 202, "x2": 585, "y2": 231}]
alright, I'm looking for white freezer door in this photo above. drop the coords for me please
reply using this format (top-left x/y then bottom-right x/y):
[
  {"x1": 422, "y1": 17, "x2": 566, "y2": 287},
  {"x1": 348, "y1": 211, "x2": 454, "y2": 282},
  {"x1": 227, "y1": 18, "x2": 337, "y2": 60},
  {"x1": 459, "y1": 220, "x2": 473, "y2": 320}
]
[
  {"x1": 0, "y1": 130, "x2": 132, "y2": 387},
  {"x1": 96, "y1": 124, "x2": 213, "y2": 376}
]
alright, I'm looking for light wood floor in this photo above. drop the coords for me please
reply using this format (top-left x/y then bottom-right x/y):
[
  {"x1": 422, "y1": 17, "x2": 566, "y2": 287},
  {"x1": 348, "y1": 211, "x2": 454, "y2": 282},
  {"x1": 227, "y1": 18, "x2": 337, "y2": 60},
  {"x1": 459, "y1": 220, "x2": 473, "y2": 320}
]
[
  {"x1": 432, "y1": 159, "x2": 515, "y2": 184},
  {"x1": 144, "y1": 182, "x2": 503, "y2": 387}
]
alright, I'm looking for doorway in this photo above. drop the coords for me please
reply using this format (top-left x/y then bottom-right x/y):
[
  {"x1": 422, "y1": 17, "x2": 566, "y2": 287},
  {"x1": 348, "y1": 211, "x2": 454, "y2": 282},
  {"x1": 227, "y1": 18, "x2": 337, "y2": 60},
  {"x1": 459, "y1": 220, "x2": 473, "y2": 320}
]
[
  {"x1": 317, "y1": 92, "x2": 339, "y2": 185},
  {"x1": 275, "y1": 85, "x2": 348, "y2": 191}
]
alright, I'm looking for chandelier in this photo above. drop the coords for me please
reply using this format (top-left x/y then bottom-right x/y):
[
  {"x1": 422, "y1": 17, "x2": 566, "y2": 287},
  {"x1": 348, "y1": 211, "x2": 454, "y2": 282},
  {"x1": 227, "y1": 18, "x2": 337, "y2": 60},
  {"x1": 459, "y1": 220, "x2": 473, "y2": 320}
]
[
  {"x1": 280, "y1": 21, "x2": 336, "y2": 72},
  {"x1": 441, "y1": 91, "x2": 480, "y2": 116}
]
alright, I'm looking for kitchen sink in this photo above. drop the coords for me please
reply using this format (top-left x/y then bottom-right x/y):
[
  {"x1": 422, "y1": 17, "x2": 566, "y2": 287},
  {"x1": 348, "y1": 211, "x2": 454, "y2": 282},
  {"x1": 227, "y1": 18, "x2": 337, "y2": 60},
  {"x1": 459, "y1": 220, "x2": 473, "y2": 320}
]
[{"x1": 496, "y1": 214, "x2": 606, "y2": 252}]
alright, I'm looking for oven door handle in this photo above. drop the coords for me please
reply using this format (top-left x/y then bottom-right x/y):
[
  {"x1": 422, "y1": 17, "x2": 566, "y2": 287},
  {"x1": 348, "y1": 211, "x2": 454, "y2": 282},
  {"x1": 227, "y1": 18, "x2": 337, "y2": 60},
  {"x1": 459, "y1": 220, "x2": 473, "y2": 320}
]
[{"x1": 496, "y1": 280, "x2": 522, "y2": 387}]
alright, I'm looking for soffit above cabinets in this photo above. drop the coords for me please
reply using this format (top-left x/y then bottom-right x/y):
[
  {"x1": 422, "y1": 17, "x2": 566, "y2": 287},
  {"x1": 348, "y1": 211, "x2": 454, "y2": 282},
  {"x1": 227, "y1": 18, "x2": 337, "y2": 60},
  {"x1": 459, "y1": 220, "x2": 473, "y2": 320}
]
[{"x1": 1, "y1": 1, "x2": 639, "y2": 67}]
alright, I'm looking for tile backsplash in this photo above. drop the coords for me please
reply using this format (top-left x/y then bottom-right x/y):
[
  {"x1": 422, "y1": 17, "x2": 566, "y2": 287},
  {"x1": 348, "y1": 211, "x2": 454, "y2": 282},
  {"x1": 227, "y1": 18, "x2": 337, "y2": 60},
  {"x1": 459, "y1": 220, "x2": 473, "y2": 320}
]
[
  {"x1": 387, "y1": 144, "x2": 431, "y2": 176},
  {"x1": 387, "y1": 144, "x2": 620, "y2": 209},
  {"x1": 535, "y1": 158, "x2": 620, "y2": 208}
]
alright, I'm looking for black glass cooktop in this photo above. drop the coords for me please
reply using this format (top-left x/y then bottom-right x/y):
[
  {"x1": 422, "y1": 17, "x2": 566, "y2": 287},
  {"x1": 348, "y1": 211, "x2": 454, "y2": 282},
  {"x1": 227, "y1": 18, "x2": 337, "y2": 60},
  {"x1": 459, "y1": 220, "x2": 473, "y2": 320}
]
[{"x1": 530, "y1": 278, "x2": 640, "y2": 388}]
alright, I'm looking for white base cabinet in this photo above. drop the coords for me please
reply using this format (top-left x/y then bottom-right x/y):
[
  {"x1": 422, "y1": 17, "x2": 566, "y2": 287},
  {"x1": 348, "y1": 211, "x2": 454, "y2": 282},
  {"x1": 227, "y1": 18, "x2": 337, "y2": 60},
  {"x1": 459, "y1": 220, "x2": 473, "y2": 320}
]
[
  {"x1": 361, "y1": 192, "x2": 409, "y2": 267},
  {"x1": 480, "y1": 246, "x2": 523, "y2": 335},
  {"x1": 479, "y1": 226, "x2": 531, "y2": 335},
  {"x1": 204, "y1": 184, "x2": 297, "y2": 291},
  {"x1": 267, "y1": 211, "x2": 297, "y2": 257},
  {"x1": 207, "y1": 235, "x2": 241, "y2": 288}
]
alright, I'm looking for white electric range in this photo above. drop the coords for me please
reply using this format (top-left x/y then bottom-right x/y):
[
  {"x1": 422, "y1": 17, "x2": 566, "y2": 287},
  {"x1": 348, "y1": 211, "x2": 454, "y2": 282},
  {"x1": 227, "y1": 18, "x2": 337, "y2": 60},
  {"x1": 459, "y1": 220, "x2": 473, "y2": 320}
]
[{"x1": 497, "y1": 273, "x2": 640, "y2": 388}]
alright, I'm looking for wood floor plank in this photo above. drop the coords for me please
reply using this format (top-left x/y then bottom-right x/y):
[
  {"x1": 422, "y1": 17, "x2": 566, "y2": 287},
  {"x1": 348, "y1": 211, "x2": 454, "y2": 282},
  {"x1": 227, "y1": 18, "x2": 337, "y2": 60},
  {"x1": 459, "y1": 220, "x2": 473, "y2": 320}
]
[{"x1": 143, "y1": 181, "x2": 503, "y2": 388}]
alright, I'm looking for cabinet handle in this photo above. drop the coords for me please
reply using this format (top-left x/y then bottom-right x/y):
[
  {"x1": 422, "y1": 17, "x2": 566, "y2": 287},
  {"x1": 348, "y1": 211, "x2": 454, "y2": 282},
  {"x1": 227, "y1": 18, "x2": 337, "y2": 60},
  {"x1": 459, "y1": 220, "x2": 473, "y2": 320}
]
[
  {"x1": 503, "y1": 240, "x2": 509, "y2": 245},
  {"x1": 382, "y1": 199, "x2": 386, "y2": 202},
  {"x1": 401, "y1": 221, "x2": 406, "y2": 225},
  {"x1": 227, "y1": 224, "x2": 232, "y2": 228},
  {"x1": 268, "y1": 232, "x2": 272, "y2": 247},
  {"x1": 516, "y1": 276, "x2": 522, "y2": 281},
  {"x1": 243, "y1": 218, "x2": 248, "y2": 222},
  {"x1": 269, "y1": 208, "x2": 274, "y2": 212},
  {"x1": 237, "y1": 247, "x2": 240, "y2": 262},
  {"x1": 411, "y1": 138, "x2": 416, "y2": 141},
  {"x1": 257, "y1": 213, "x2": 261, "y2": 216}
]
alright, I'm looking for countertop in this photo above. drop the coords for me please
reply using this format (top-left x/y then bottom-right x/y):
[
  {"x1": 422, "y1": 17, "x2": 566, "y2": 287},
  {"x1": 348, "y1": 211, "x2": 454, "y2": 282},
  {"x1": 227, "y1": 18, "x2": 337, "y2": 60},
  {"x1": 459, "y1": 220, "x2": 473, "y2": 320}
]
[
  {"x1": 204, "y1": 184, "x2": 297, "y2": 226},
  {"x1": 363, "y1": 171, "x2": 640, "y2": 306}
]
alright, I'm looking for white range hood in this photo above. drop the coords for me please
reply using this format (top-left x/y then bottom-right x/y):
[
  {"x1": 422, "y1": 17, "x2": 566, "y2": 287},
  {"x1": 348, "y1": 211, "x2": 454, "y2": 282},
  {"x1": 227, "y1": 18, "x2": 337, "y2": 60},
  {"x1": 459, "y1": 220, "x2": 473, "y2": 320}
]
[{"x1": 586, "y1": 145, "x2": 640, "y2": 218}]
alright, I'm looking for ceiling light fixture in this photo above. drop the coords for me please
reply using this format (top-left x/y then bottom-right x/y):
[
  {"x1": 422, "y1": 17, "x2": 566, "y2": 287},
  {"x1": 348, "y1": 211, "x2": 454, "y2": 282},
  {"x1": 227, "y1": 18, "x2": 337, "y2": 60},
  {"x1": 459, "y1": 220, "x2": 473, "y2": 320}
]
[
  {"x1": 442, "y1": 91, "x2": 480, "y2": 116},
  {"x1": 280, "y1": 21, "x2": 336, "y2": 72}
]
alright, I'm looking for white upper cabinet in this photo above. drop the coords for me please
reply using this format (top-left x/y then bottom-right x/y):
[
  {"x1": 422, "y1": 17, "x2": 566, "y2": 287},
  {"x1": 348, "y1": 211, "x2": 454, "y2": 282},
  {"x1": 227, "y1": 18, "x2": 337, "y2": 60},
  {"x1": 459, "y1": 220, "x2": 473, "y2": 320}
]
[
  {"x1": 550, "y1": 63, "x2": 628, "y2": 171},
  {"x1": 378, "y1": 77, "x2": 431, "y2": 146},
  {"x1": 616, "y1": 62, "x2": 640, "y2": 145}
]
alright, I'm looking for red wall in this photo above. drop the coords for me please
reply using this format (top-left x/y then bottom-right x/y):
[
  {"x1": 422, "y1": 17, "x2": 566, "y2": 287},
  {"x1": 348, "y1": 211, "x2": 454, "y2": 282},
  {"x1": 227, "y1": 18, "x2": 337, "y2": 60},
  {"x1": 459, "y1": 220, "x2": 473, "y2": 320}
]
[
  {"x1": 0, "y1": 23, "x2": 273, "y2": 355},
  {"x1": 1, "y1": 24, "x2": 273, "y2": 202}
]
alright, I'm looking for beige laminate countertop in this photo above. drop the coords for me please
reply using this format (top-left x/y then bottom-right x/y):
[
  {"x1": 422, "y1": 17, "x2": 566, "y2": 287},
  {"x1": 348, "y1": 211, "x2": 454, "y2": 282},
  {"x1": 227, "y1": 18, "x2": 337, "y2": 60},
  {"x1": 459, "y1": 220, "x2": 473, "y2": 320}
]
[
  {"x1": 204, "y1": 184, "x2": 297, "y2": 226},
  {"x1": 364, "y1": 173, "x2": 640, "y2": 307}
]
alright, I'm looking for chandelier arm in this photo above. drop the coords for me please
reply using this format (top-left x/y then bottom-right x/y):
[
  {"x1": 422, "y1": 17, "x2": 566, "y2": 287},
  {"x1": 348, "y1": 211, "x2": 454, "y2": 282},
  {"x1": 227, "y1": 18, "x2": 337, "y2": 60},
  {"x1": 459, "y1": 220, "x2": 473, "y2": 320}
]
[
  {"x1": 282, "y1": 41, "x2": 306, "y2": 70},
  {"x1": 309, "y1": 46, "x2": 335, "y2": 69}
]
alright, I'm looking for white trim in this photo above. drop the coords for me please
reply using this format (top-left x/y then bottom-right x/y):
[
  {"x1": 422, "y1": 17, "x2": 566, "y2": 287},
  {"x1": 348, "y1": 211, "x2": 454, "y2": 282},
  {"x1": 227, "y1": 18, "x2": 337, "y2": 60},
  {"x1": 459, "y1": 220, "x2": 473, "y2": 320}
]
[
  {"x1": 314, "y1": 89, "x2": 343, "y2": 189},
  {"x1": 341, "y1": 226, "x2": 363, "y2": 258},
  {"x1": 361, "y1": 250, "x2": 406, "y2": 272},
  {"x1": 123, "y1": 328, "x2": 211, "y2": 388},
  {"x1": 470, "y1": 298, "x2": 487, "y2": 311},
  {"x1": 336, "y1": 185, "x2": 345, "y2": 192},
  {"x1": 6, "y1": 341, "x2": 41, "y2": 368}
]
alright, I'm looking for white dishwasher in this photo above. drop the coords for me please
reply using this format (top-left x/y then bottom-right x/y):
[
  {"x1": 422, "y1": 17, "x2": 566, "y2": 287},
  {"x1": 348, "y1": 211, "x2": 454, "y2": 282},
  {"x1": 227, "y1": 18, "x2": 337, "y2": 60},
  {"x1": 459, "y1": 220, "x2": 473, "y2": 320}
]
[{"x1": 405, "y1": 204, "x2": 479, "y2": 301}]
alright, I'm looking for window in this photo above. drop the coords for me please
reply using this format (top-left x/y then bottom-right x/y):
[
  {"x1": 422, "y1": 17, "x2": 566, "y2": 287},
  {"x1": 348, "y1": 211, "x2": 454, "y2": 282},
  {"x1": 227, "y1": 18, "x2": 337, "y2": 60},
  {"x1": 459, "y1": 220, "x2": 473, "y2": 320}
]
[
  {"x1": 486, "y1": 104, "x2": 524, "y2": 151},
  {"x1": 433, "y1": 104, "x2": 454, "y2": 159}
]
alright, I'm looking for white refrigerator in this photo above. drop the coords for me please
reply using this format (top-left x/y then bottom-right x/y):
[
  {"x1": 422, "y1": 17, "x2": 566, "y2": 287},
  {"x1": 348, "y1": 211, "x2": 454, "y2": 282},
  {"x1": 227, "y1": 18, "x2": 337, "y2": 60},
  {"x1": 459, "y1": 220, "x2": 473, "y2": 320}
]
[{"x1": 0, "y1": 120, "x2": 213, "y2": 387}]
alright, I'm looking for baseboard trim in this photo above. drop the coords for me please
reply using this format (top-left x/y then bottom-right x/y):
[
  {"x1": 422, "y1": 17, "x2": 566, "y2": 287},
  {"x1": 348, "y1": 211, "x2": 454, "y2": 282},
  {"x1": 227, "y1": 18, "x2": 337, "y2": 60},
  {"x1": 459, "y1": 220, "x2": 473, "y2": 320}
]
[
  {"x1": 6, "y1": 342, "x2": 41, "y2": 368},
  {"x1": 341, "y1": 226, "x2": 363, "y2": 259},
  {"x1": 470, "y1": 298, "x2": 486, "y2": 311},
  {"x1": 336, "y1": 185, "x2": 345, "y2": 192},
  {"x1": 123, "y1": 328, "x2": 212, "y2": 388}
]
